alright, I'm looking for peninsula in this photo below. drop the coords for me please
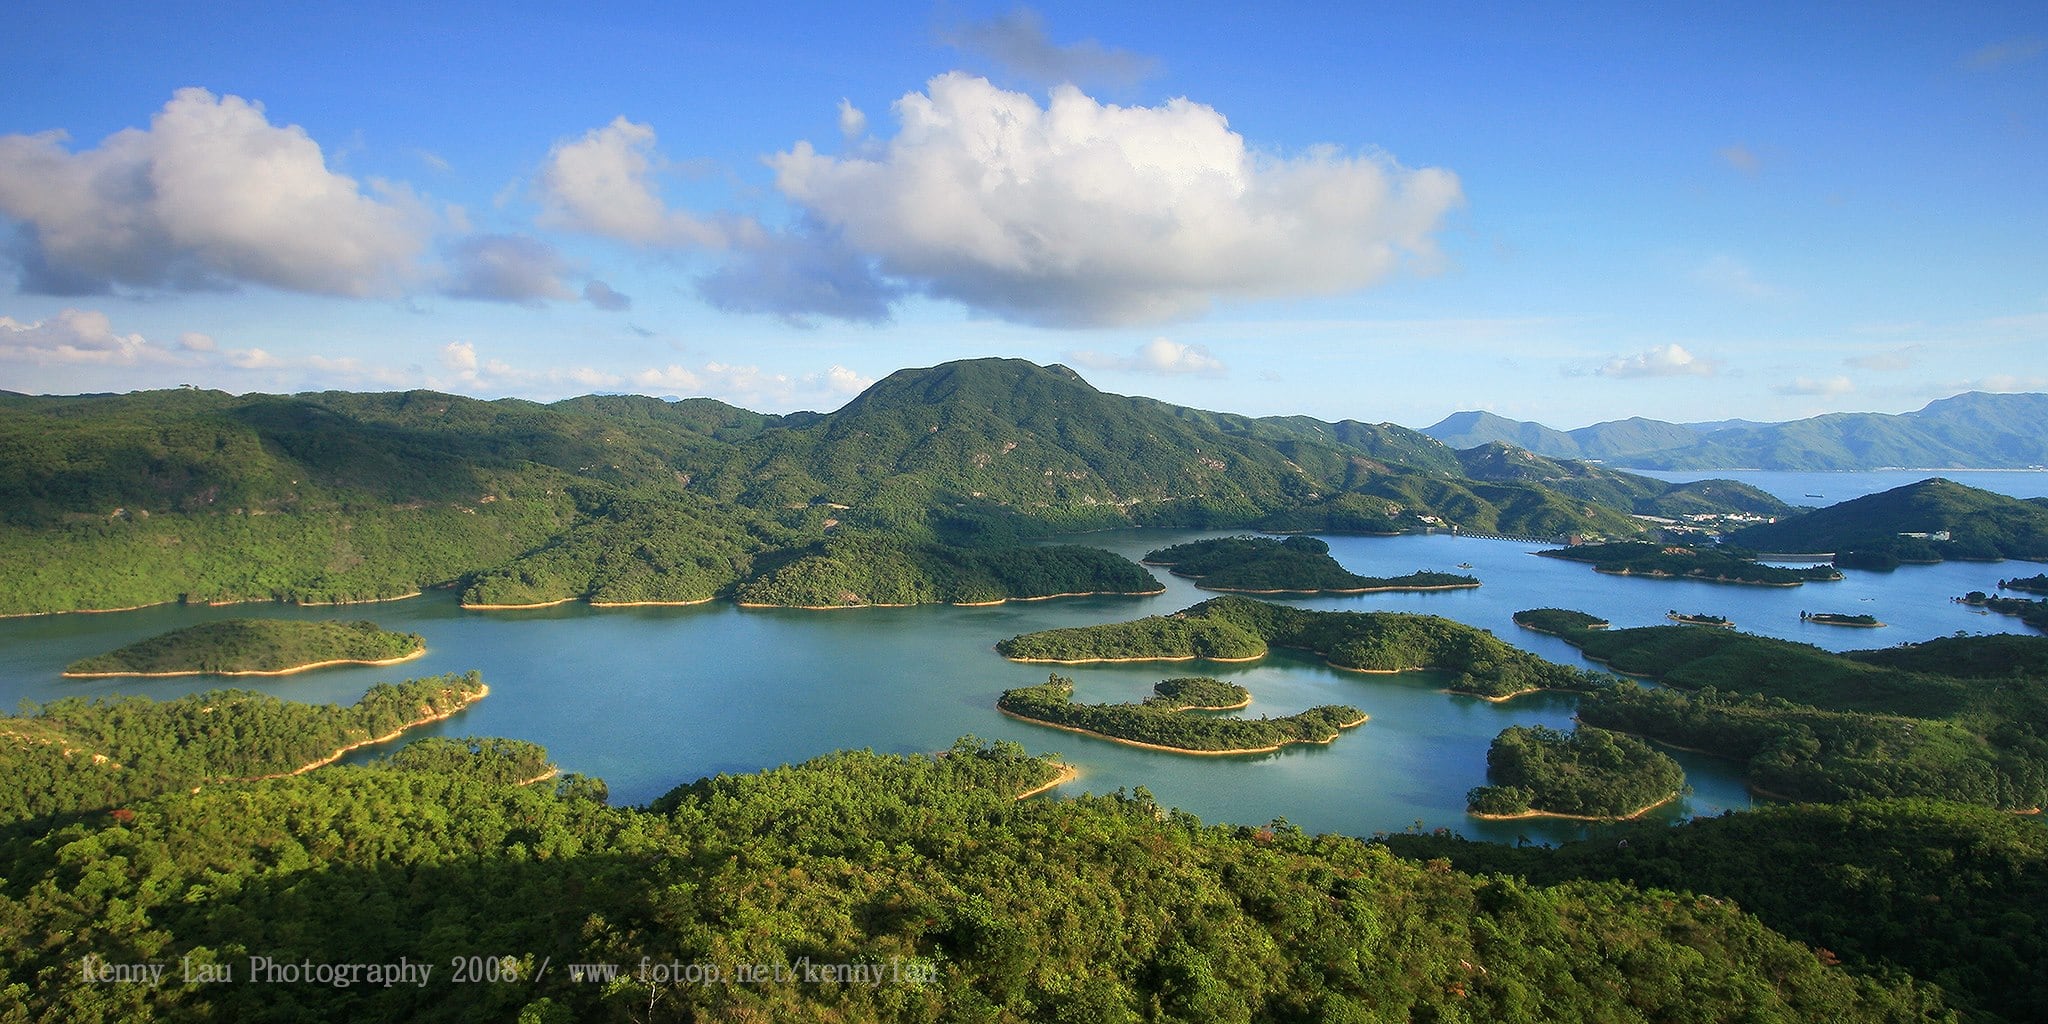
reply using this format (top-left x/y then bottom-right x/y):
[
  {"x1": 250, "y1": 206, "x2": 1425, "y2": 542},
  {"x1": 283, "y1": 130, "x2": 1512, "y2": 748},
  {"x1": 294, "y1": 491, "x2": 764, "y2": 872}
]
[
  {"x1": 997, "y1": 674, "x2": 1364, "y2": 754},
  {"x1": 64, "y1": 619, "x2": 426, "y2": 678},
  {"x1": 1537, "y1": 542, "x2": 1842, "y2": 587},
  {"x1": 1142, "y1": 535, "x2": 1478, "y2": 594}
]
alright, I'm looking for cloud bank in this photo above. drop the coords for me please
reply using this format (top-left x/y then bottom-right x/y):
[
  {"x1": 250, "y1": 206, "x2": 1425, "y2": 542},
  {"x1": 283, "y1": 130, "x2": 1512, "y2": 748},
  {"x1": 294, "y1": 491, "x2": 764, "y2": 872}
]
[
  {"x1": 1067, "y1": 337, "x2": 1225, "y2": 376},
  {"x1": 0, "y1": 88, "x2": 425, "y2": 297},
  {"x1": 1595, "y1": 343, "x2": 1718, "y2": 379},
  {"x1": 769, "y1": 73, "x2": 1463, "y2": 327}
]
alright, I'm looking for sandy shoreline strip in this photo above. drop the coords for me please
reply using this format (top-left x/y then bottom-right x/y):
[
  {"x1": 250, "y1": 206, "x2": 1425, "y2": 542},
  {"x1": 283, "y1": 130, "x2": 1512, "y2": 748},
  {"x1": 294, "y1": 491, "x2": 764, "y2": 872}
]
[
  {"x1": 740, "y1": 588, "x2": 1165, "y2": 611},
  {"x1": 232, "y1": 682, "x2": 489, "y2": 782},
  {"x1": 998, "y1": 706, "x2": 1367, "y2": 756},
  {"x1": 1469, "y1": 791, "x2": 1678, "y2": 822},
  {"x1": 1002, "y1": 651, "x2": 1265, "y2": 665},
  {"x1": 1013, "y1": 762, "x2": 1079, "y2": 800},
  {"x1": 1196, "y1": 581, "x2": 1481, "y2": 595},
  {"x1": 462, "y1": 597, "x2": 579, "y2": 610},
  {"x1": 589, "y1": 597, "x2": 714, "y2": 608},
  {"x1": 64, "y1": 646, "x2": 428, "y2": 680}
]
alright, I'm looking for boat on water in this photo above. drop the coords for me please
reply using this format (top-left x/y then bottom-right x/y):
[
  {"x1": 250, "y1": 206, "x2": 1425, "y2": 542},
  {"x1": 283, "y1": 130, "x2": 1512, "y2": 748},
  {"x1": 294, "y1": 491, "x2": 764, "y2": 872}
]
[{"x1": 1457, "y1": 562, "x2": 1473, "y2": 569}]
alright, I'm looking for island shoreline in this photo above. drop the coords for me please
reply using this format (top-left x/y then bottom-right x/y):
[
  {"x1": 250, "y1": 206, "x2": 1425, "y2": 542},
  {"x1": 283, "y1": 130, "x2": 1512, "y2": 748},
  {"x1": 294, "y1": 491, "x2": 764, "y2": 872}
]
[
  {"x1": 63, "y1": 646, "x2": 428, "y2": 680},
  {"x1": 998, "y1": 706, "x2": 1367, "y2": 756}
]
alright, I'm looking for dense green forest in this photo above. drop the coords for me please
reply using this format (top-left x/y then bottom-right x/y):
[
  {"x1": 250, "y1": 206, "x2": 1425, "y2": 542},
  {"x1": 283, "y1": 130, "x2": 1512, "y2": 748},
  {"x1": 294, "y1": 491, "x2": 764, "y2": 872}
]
[
  {"x1": 65, "y1": 619, "x2": 424, "y2": 676},
  {"x1": 0, "y1": 359, "x2": 1798, "y2": 615},
  {"x1": 1141, "y1": 534, "x2": 1478, "y2": 593},
  {"x1": 0, "y1": 674, "x2": 487, "y2": 825},
  {"x1": 0, "y1": 719, "x2": 1948, "y2": 1023},
  {"x1": 1731, "y1": 478, "x2": 2048, "y2": 562},
  {"x1": 1001, "y1": 596, "x2": 1611, "y2": 700},
  {"x1": 1536, "y1": 541, "x2": 1844, "y2": 586},
  {"x1": 997, "y1": 674, "x2": 1363, "y2": 753},
  {"x1": 734, "y1": 535, "x2": 1162, "y2": 607},
  {"x1": 1531, "y1": 615, "x2": 2048, "y2": 810},
  {"x1": 1384, "y1": 798, "x2": 2047, "y2": 1024},
  {"x1": 1465, "y1": 725, "x2": 1685, "y2": 819}
]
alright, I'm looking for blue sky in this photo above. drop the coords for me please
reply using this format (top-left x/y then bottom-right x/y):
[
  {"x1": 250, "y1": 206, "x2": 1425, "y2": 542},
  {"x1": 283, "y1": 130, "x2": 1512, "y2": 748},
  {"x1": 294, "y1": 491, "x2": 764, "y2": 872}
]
[{"x1": 1, "y1": 2, "x2": 2043, "y2": 428}]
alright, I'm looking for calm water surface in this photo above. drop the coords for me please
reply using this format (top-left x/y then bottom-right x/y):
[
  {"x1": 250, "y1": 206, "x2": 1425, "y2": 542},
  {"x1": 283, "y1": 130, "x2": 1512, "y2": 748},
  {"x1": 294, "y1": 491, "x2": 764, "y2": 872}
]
[{"x1": 3, "y1": 513, "x2": 2038, "y2": 845}]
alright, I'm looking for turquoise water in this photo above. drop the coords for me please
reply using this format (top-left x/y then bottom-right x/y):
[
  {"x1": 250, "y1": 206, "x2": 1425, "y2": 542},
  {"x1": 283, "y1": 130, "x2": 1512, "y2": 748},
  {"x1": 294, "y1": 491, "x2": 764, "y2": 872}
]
[{"x1": 4, "y1": 519, "x2": 2034, "y2": 846}]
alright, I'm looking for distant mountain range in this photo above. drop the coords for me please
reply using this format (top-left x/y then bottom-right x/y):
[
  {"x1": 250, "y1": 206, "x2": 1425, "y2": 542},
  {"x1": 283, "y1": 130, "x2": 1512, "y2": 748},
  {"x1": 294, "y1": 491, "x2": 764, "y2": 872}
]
[{"x1": 1420, "y1": 392, "x2": 2048, "y2": 471}]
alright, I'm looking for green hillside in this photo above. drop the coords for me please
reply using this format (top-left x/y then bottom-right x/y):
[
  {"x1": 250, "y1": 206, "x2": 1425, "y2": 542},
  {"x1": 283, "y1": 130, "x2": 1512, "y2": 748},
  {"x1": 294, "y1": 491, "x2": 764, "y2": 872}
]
[
  {"x1": 65, "y1": 619, "x2": 423, "y2": 676},
  {"x1": 1729, "y1": 477, "x2": 2048, "y2": 561},
  {"x1": 0, "y1": 359, "x2": 1787, "y2": 615}
]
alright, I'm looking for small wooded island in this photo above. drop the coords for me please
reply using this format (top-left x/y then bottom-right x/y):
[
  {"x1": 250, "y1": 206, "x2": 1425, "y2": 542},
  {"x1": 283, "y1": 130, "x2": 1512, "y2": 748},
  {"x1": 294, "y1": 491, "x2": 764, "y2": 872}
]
[
  {"x1": 63, "y1": 619, "x2": 427, "y2": 678},
  {"x1": 1803, "y1": 611, "x2": 1884, "y2": 628},
  {"x1": 997, "y1": 674, "x2": 1364, "y2": 754},
  {"x1": 998, "y1": 596, "x2": 1608, "y2": 701},
  {"x1": 1141, "y1": 535, "x2": 1479, "y2": 594},
  {"x1": 1537, "y1": 541, "x2": 1842, "y2": 586},
  {"x1": 1512, "y1": 608, "x2": 1610, "y2": 636},
  {"x1": 1667, "y1": 611, "x2": 1734, "y2": 628},
  {"x1": 1467, "y1": 725, "x2": 1685, "y2": 820}
]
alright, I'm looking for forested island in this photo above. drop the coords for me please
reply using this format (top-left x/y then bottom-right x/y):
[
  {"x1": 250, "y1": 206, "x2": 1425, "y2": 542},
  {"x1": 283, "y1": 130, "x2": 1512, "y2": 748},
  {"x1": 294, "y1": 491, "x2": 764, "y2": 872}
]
[
  {"x1": 1524, "y1": 612, "x2": 2048, "y2": 811},
  {"x1": 997, "y1": 674, "x2": 1365, "y2": 754},
  {"x1": 63, "y1": 618, "x2": 426, "y2": 677},
  {"x1": 1959, "y1": 591, "x2": 2048, "y2": 631},
  {"x1": 1804, "y1": 611, "x2": 1883, "y2": 628},
  {"x1": 1466, "y1": 725, "x2": 1684, "y2": 820},
  {"x1": 999, "y1": 596, "x2": 1609, "y2": 701},
  {"x1": 1537, "y1": 541, "x2": 1842, "y2": 586},
  {"x1": 1511, "y1": 608, "x2": 1609, "y2": 635},
  {"x1": 1141, "y1": 535, "x2": 1478, "y2": 594},
  {"x1": 1666, "y1": 611, "x2": 1734, "y2": 627},
  {"x1": 1, "y1": 715, "x2": 1952, "y2": 1023}
]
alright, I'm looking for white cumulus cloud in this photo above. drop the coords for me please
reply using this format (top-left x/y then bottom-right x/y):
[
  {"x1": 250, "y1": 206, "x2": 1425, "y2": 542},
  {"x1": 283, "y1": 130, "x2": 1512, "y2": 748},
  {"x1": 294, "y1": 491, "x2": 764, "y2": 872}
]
[
  {"x1": 0, "y1": 309, "x2": 158, "y2": 364},
  {"x1": 0, "y1": 88, "x2": 427, "y2": 297},
  {"x1": 1595, "y1": 343, "x2": 1718, "y2": 379},
  {"x1": 768, "y1": 73, "x2": 1463, "y2": 327},
  {"x1": 1068, "y1": 337, "x2": 1226, "y2": 376},
  {"x1": 537, "y1": 116, "x2": 729, "y2": 247}
]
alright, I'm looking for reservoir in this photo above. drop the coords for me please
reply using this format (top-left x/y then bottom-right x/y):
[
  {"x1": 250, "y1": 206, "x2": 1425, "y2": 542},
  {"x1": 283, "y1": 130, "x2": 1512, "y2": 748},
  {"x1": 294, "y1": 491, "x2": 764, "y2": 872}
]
[{"x1": 2, "y1": 511, "x2": 2037, "y2": 846}]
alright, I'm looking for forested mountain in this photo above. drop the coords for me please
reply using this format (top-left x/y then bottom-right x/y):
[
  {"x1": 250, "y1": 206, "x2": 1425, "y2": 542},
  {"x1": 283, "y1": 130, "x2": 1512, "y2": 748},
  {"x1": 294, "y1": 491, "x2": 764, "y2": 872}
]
[
  {"x1": 0, "y1": 358, "x2": 1778, "y2": 614},
  {"x1": 1420, "y1": 391, "x2": 2048, "y2": 469}
]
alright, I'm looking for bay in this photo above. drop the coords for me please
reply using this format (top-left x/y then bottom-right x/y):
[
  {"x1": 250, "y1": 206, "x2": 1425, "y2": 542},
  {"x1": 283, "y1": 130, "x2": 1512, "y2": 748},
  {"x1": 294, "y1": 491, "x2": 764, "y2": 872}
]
[{"x1": 3, "y1": 507, "x2": 2036, "y2": 845}]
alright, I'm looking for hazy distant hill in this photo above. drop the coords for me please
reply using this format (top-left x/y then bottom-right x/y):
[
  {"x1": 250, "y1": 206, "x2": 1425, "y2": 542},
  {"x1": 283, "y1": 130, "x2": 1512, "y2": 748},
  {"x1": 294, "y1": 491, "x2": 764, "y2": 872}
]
[{"x1": 1420, "y1": 392, "x2": 2048, "y2": 470}]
